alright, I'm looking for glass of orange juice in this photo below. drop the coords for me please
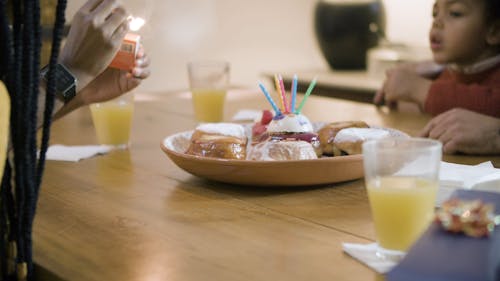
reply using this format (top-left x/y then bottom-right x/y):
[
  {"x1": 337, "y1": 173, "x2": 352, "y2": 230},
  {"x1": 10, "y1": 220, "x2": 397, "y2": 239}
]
[
  {"x1": 90, "y1": 92, "x2": 134, "y2": 149},
  {"x1": 362, "y1": 138, "x2": 442, "y2": 261},
  {"x1": 187, "y1": 61, "x2": 230, "y2": 123}
]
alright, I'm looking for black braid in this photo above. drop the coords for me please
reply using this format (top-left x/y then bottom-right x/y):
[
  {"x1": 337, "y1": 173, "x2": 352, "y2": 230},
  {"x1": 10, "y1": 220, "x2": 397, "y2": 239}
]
[
  {"x1": 36, "y1": 0, "x2": 66, "y2": 191},
  {"x1": 0, "y1": 0, "x2": 67, "y2": 279},
  {"x1": 18, "y1": 0, "x2": 35, "y2": 267},
  {"x1": 11, "y1": 0, "x2": 27, "y2": 276},
  {"x1": 0, "y1": 0, "x2": 12, "y2": 277}
]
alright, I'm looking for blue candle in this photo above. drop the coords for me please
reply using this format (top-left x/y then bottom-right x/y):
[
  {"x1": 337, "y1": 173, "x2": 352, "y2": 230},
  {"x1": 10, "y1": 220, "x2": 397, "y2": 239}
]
[
  {"x1": 291, "y1": 74, "x2": 297, "y2": 113},
  {"x1": 258, "y1": 82, "x2": 282, "y2": 115}
]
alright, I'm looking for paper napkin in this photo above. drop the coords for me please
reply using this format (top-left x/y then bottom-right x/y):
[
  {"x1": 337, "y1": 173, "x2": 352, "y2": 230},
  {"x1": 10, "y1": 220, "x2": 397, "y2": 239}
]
[
  {"x1": 231, "y1": 109, "x2": 262, "y2": 122},
  {"x1": 437, "y1": 161, "x2": 500, "y2": 206},
  {"x1": 342, "y1": 242, "x2": 400, "y2": 274},
  {"x1": 45, "y1": 144, "x2": 113, "y2": 162}
]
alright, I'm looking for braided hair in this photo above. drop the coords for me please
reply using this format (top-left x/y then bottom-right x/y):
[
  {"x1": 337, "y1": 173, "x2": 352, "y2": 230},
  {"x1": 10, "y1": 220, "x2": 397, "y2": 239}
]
[{"x1": 0, "y1": 0, "x2": 67, "y2": 280}]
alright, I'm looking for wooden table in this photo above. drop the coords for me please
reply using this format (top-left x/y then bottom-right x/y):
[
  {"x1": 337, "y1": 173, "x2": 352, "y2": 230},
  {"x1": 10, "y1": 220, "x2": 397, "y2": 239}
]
[{"x1": 34, "y1": 89, "x2": 500, "y2": 281}]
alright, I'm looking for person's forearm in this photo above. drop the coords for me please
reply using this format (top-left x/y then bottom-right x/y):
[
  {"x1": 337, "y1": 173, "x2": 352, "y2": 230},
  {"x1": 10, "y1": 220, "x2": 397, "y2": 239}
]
[
  {"x1": 36, "y1": 84, "x2": 85, "y2": 128},
  {"x1": 36, "y1": 85, "x2": 65, "y2": 129}
]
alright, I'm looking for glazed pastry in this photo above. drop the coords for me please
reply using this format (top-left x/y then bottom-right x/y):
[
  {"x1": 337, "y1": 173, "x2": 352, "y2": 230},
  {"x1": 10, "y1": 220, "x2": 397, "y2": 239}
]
[
  {"x1": 333, "y1": 127, "x2": 390, "y2": 155},
  {"x1": 186, "y1": 123, "x2": 247, "y2": 160},
  {"x1": 247, "y1": 140, "x2": 318, "y2": 161},
  {"x1": 317, "y1": 121, "x2": 369, "y2": 156}
]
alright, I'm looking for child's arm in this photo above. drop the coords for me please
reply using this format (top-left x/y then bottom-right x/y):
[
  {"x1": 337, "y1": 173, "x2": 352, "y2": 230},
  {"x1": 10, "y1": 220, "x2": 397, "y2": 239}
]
[
  {"x1": 373, "y1": 62, "x2": 433, "y2": 110},
  {"x1": 420, "y1": 108, "x2": 500, "y2": 155}
]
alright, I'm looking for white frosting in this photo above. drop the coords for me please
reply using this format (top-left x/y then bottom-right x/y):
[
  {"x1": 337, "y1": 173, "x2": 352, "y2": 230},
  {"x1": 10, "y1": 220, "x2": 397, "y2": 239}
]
[
  {"x1": 267, "y1": 114, "x2": 313, "y2": 133},
  {"x1": 334, "y1": 128, "x2": 390, "y2": 143},
  {"x1": 196, "y1": 123, "x2": 246, "y2": 138}
]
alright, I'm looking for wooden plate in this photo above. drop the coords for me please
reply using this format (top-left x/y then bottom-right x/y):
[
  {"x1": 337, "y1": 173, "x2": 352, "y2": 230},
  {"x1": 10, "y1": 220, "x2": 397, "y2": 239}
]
[{"x1": 161, "y1": 130, "x2": 364, "y2": 186}]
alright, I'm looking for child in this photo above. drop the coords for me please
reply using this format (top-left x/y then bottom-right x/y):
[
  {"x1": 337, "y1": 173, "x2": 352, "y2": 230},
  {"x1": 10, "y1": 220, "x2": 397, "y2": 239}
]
[{"x1": 374, "y1": 0, "x2": 500, "y2": 155}]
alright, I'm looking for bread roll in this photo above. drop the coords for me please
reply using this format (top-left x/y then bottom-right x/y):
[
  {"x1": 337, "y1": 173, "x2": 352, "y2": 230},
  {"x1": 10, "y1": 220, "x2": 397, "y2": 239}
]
[
  {"x1": 317, "y1": 121, "x2": 369, "y2": 156},
  {"x1": 186, "y1": 123, "x2": 247, "y2": 160},
  {"x1": 334, "y1": 128, "x2": 390, "y2": 155}
]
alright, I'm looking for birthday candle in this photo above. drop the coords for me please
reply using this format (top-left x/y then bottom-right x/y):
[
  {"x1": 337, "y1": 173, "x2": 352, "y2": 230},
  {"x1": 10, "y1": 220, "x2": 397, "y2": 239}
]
[
  {"x1": 274, "y1": 74, "x2": 285, "y2": 112},
  {"x1": 258, "y1": 82, "x2": 281, "y2": 115},
  {"x1": 295, "y1": 77, "x2": 317, "y2": 114},
  {"x1": 278, "y1": 75, "x2": 289, "y2": 113},
  {"x1": 291, "y1": 74, "x2": 297, "y2": 113}
]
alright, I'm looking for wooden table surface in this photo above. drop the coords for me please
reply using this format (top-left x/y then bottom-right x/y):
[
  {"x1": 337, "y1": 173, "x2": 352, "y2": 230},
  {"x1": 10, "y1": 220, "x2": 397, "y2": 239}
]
[{"x1": 34, "y1": 89, "x2": 500, "y2": 281}]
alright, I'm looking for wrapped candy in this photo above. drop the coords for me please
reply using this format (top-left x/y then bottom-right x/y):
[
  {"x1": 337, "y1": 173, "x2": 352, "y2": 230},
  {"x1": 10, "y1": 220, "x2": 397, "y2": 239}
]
[{"x1": 435, "y1": 198, "x2": 499, "y2": 238}]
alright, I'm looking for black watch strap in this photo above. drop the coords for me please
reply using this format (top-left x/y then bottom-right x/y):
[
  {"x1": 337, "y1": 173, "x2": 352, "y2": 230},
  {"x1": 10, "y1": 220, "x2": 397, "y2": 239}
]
[{"x1": 40, "y1": 63, "x2": 77, "y2": 103}]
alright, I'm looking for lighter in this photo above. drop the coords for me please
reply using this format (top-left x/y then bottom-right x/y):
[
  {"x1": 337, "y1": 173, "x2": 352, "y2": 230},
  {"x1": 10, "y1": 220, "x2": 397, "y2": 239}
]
[{"x1": 109, "y1": 33, "x2": 141, "y2": 71}]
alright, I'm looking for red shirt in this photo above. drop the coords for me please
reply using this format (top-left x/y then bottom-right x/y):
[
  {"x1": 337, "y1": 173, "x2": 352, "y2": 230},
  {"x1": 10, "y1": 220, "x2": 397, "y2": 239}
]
[{"x1": 424, "y1": 62, "x2": 500, "y2": 118}]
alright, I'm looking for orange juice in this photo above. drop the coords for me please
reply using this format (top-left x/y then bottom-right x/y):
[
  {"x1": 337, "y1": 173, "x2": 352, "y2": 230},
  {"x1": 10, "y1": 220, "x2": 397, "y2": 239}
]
[
  {"x1": 191, "y1": 89, "x2": 226, "y2": 122},
  {"x1": 90, "y1": 101, "x2": 134, "y2": 146},
  {"x1": 367, "y1": 176, "x2": 437, "y2": 251}
]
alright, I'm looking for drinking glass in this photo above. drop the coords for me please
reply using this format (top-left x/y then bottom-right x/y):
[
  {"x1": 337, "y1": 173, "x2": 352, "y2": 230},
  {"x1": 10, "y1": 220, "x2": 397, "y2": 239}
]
[
  {"x1": 362, "y1": 138, "x2": 442, "y2": 261},
  {"x1": 90, "y1": 92, "x2": 134, "y2": 149},
  {"x1": 187, "y1": 61, "x2": 230, "y2": 123}
]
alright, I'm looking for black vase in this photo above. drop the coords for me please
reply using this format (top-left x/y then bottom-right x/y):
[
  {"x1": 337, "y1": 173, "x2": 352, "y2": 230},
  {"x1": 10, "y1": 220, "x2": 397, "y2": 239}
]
[{"x1": 314, "y1": 0, "x2": 386, "y2": 70}]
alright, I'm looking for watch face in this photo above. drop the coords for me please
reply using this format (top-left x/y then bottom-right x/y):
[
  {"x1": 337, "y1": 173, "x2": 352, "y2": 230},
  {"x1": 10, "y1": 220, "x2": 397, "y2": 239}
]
[{"x1": 41, "y1": 63, "x2": 76, "y2": 102}]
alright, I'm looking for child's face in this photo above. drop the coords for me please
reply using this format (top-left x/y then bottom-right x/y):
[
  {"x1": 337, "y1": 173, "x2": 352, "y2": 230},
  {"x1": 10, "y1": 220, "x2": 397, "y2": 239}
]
[{"x1": 430, "y1": 0, "x2": 493, "y2": 65}]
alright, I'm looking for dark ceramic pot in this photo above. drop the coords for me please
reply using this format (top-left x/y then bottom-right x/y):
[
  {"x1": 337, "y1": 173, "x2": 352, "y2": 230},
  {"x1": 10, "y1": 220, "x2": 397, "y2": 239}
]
[{"x1": 314, "y1": 0, "x2": 386, "y2": 70}]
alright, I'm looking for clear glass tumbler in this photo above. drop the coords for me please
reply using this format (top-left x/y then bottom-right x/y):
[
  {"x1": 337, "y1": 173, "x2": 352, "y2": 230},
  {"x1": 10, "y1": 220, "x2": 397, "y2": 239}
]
[{"x1": 363, "y1": 138, "x2": 442, "y2": 261}]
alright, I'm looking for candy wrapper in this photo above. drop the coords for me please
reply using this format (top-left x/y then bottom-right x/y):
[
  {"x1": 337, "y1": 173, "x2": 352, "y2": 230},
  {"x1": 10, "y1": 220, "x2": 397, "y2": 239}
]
[{"x1": 435, "y1": 198, "x2": 499, "y2": 238}]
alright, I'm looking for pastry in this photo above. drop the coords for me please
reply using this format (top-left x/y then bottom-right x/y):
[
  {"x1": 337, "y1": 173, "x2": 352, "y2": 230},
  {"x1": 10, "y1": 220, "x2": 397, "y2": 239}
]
[
  {"x1": 333, "y1": 127, "x2": 390, "y2": 155},
  {"x1": 317, "y1": 121, "x2": 369, "y2": 156},
  {"x1": 247, "y1": 140, "x2": 318, "y2": 161},
  {"x1": 186, "y1": 123, "x2": 247, "y2": 160}
]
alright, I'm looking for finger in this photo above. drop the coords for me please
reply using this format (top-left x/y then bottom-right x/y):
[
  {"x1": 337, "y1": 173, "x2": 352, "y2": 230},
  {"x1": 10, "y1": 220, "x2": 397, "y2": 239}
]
[
  {"x1": 80, "y1": 0, "x2": 104, "y2": 13},
  {"x1": 110, "y1": 20, "x2": 129, "y2": 47},
  {"x1": 420, "y1": 110, "x2": 449, "y2": 137},
  {"x1": 442, "y1": 139, "x2": 459, "y2": 154},
  {"x1": 135, "y1": 55, "x2": 150, "y2": 68},
  {"x1": 91, "y1": 0, "x2": 123, "y2": 23},
  {"x1": 132, "y1": 67, "x2": 150, "y2": 79},
  {"x1": 419, "y1": 121, "x2": 432, "y2": 137},
  {"x1": 104, "y1": 6, "x2": 128, "y2": 30},
  {"x1": 373, "y1": 88, "x2": 384, "y2": 105},
  {"x1": 436, "y1": 126, "x2": 455, "y2": 146},
  {"x1": 125, "y1": 75, "x2": 142, "y2": 89}
]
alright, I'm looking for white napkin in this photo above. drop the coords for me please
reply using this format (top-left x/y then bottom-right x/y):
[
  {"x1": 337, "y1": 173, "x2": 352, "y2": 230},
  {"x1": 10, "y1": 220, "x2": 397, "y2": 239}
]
[
  {"x1": 45, "y1": 144, "x2": 113, "y2": 162},
  {"x1": 437, "y1": 161, "x2": 500, "y2": 205},
  {"x1": 231, "y1": 109, "x2": 262, "y2": 122},
  {"x1": 342, "y1": 242, "x2": 399, "y2": 274}
]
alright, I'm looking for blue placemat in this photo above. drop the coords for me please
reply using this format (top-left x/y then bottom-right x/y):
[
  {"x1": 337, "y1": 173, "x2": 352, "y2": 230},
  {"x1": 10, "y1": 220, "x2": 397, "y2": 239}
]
[{"x1": 387, "y1": 189, "x2": 500, "y2": 281}]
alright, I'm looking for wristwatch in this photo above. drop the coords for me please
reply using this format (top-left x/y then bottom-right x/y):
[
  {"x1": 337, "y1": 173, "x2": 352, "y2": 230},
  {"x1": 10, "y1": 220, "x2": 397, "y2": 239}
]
[{"x1": 40, "y1": 63, "x2": 77, "y2": 103}]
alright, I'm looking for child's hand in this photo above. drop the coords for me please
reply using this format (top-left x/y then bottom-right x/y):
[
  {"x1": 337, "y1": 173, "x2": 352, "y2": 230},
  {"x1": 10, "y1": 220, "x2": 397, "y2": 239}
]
[
  {"x1": 374, "y1": 63, "x2": 432, "y2": 110},
  {"x1": 420, "y1": 108, "x2": 500, "y2": 155}
]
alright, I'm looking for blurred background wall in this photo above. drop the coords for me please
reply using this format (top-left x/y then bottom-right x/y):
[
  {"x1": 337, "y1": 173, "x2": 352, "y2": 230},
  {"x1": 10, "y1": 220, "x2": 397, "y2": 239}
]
[{"x1": 63, "y1": 0, "x2": 435, "y2": 93}]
